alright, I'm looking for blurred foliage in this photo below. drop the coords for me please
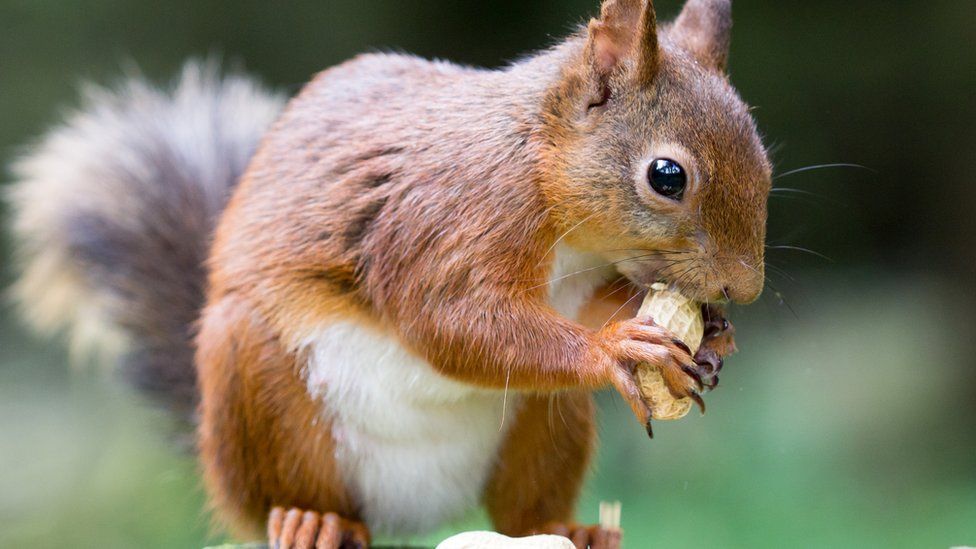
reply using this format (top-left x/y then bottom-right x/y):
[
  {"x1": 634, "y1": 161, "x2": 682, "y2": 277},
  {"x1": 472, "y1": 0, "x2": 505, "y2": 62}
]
[{"x1": 1, "y1": 1, "x2": 974, "y2": 548}]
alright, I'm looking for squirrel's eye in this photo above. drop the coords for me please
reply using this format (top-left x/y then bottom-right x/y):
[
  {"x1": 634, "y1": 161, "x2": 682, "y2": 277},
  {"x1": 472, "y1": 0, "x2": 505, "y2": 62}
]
[{"x1": 648, "y1": 158, "x2": 687, "y2": 200}]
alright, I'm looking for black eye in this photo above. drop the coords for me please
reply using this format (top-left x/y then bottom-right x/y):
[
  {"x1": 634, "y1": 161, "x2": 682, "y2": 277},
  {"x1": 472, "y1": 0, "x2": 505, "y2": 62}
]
[{"x1": 648, "y1": 158, "x2": 687, "y2": 200}]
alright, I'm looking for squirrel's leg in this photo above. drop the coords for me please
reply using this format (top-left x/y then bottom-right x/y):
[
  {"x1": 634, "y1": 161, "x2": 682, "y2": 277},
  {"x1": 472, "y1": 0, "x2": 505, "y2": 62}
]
[
  {"x1": 483, "y1": 392, "x2": 621, "y2": 549},
  {"x1": 196, "y1": 296, "x2": 369, "y2": 548}
]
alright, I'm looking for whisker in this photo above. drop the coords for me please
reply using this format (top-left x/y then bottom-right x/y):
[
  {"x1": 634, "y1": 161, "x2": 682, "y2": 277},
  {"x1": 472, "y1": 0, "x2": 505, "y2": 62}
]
[
  {"x1": 774, "y1": 163, "x2": 873, "y2": 180},
  {"x1": 760, "y1": 276, "x2": 799, "y2": 319},
  {"x1": 766, "y1": 224, "x2": 811, "y2": 248},
  {"x1": 735, "y1": 258, "x2": 778, "y2": 294},
  {"x1": 523, "y1": 263, "x2": 617, "y2": 292},
  {"x1": 738, "y1": 257, "x2": 801, "y2": 295},
  {"x1": 522, "y1": 252, "x2": 692, "y2": 293},
  {"x1": 536, "y1": 212, "x2": 600, "y2": 267},
  {"x1": 604, "y1": 276, "x2": 632, "y2": 295},
  {"x1": 669, "y1": 262, "x2": 700, "y2": 286},
  {"x1": 499, "y1": 368, "x2": 511, "y2": 432},
  {"x1": 773, "y1": 290, "x2": 799, "y2": 319},
  {"x1": 602, "y1": 284, "x2": 636, "y2": 304},
  {"x1": 737, "y1": 258, "x2": 762, "y2": 276},
  {"x1": 594, "y1": 277, "x2": 638, "y2": 306},
  {"x1": 669, "y1": 260, "x2": 702, "y2": 297},
  {"x1": 703, "y1": 265, "x2": 713, "y2": 307},
  {"x1": 673, "y1": 271, "x2": 695, "y2": 300},
  {"x1": 765, "y1": 244, "x2": 833, "y2": 262},
  {"x1": 770, "y1": 187, "x2": 819, "y2": 196},
  {"x1": 769, "y1": 187, "x2": 849, "y2": 209},
  {"x1": 602, "y1": 288, "x2": 646, "y2": 329},
  {"x1": 764, "y1": 262, "x2": 797, "y2": 283},
  {"x1": 625, "y1": 256, "x2": 698, "y2": 270},
  {"x1": 598, "y1": 248, "x2": 695, "y2": 256}
]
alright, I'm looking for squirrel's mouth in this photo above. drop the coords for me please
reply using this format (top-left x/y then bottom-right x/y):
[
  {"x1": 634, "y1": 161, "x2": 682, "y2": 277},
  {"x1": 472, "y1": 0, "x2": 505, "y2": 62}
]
[
  {"x1": 614, "y1": 259, "x2": 673, "y2": 292},
  {"x1": 615, "y1": 259, "x2": 716, "y2": 304}
]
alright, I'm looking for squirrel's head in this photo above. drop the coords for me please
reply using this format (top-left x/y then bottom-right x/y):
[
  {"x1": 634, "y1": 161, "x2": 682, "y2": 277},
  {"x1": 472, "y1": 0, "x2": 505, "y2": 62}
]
[{"x1": 540, "y1": 0, "x2": 771, "y2": 304}]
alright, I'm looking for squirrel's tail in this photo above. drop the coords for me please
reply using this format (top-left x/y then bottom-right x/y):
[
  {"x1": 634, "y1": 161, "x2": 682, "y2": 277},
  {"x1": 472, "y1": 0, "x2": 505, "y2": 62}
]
[{"x1": 6, "y1": 61, "x2": 284, "y2": 422}]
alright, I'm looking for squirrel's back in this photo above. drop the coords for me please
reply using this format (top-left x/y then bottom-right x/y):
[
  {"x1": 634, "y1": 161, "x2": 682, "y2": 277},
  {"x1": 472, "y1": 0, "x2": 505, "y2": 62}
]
[{"x1": 7, "y1": 61, "x2": 283, "y2": 421}]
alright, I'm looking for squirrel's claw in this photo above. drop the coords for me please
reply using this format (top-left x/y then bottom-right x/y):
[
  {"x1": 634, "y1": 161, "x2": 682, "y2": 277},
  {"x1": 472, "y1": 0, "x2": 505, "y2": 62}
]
[
  {"x1": 671, "y1": 337, "x2": 693, "y2": 356},
  {"x1": 693, "y1": 347, "x2": 724, "y2": 390},
  {"x1": 680, "y1": 363, "x2": 706, "y2": 393}
]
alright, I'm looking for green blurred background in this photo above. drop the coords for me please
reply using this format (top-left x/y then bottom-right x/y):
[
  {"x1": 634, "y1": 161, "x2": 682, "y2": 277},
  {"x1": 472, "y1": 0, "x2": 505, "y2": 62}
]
[{"x1": 1, "y1": 1, "x2": 974, "y2": 547}]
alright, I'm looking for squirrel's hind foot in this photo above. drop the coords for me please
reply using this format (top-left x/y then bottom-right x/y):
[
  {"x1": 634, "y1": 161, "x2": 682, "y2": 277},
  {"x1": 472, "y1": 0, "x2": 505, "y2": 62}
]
[{"x1": 268, "y1": 507, "x2": 370, "y2": 549}]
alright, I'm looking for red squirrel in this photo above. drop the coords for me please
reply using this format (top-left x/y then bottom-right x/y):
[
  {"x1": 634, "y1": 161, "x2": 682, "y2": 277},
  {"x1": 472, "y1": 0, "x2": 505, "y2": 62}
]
[{"x1": 8, "y1": 0, "x2": 770, "y2": 547}]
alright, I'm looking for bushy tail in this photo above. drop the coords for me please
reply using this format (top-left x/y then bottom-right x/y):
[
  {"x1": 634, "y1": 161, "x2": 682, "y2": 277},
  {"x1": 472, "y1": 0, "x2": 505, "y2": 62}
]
[{"x1": 6, "y1": 61, "x2": 284, "y2": 422}]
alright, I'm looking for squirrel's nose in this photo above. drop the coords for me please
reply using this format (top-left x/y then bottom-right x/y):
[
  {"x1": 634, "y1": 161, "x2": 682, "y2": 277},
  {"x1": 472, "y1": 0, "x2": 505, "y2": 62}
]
[
  {"x1": 714, "y1": 259, "x2": 764, "y2": 304},
  {"x1": 723, "y1": 285, "x2": 758, "y2": 304},
  {"x1": 725, "y1": 272, "x2": 764, "y2": 304}
]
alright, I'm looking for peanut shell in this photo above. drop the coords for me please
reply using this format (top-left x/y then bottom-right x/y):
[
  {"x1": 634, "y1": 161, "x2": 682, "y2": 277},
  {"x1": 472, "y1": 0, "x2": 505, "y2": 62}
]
[
  {"x1": 635, "y1": 283, "x2": 704, "y2": 421},
  {"x1": 436, "y1": 531, "x2": 574, "y2": 548}
]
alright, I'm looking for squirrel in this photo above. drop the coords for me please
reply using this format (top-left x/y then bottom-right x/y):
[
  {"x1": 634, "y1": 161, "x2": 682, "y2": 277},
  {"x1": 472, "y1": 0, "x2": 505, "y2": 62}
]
[{"x1": 7, "y1": 0, "x2": 770, "y2": 547}]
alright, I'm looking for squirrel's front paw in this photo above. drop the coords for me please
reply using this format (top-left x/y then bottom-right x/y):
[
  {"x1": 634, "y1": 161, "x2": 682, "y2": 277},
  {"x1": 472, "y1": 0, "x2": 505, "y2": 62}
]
[
  {"x1": 597, "y1": 316, "x2": 704, "y2": 434},
  {"x1": 693, "y1": 305, "x2": 737, "y2": 389}
]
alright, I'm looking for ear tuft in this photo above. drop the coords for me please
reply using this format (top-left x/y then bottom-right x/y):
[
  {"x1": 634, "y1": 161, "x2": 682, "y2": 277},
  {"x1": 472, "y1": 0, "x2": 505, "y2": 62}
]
[
  {"x1": 671, "y1": 0, "x2": 733, "y2": 72},
  {"x1": 586, "y1": 0, "x2": 659, "y2": 84}
]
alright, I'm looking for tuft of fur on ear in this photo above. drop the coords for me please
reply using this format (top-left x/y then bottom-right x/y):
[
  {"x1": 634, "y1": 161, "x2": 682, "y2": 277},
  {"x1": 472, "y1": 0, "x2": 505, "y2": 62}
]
[
  {"x1": 670, "y1": 0, "x2": 733, "y2": 71},
  {"x1": 586, "y1": 0, "x2": 659, "y2": 84}
]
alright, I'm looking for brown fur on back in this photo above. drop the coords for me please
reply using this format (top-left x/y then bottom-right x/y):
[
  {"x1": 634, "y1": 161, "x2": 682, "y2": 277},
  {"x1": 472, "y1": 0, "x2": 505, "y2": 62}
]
[{"x1": 208, "y1": 49, "x2": 609, "y2": 387}]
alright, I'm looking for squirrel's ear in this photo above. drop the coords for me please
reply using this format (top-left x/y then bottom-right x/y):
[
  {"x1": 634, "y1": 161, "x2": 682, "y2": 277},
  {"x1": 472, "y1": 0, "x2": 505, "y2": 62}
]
[
  {"x1": 671, "y1": 0, "x2": 732, "y2": 72},
  {"x1": 586, "y1": 0, "x2": 659, "y2": 85}
]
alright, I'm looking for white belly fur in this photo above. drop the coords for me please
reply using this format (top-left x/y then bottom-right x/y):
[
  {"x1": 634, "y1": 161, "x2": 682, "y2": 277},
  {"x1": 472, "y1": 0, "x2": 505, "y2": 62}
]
[{"x1": 304, "y1": 244, "x2": 616, "y2": 535}]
